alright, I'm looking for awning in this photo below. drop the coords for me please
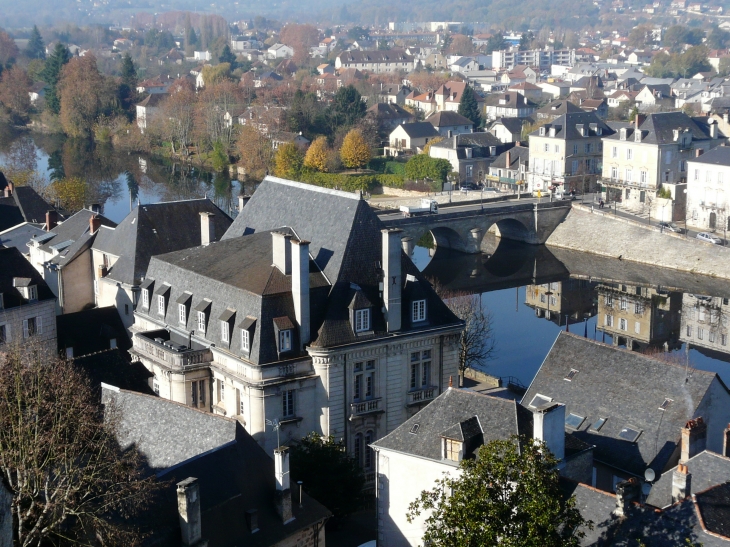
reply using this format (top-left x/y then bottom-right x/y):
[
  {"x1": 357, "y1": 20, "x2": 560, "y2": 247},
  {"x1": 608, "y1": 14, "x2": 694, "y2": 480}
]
[
  {"x1": 194, "y1": 299, "x2": 212, "y2": 312},
  {"x1": 219, "y1": 308, "x2": 236, "y2": 322},
  {"x1": 238, "y1": 316, "x2": 257, "y2": 330}
]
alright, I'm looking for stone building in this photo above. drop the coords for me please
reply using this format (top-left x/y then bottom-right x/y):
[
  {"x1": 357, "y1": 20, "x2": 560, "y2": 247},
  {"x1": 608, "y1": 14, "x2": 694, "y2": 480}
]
[
  {"x1": 129, "y1": 177, "x2": 464, "y2": 482},
  {"x1": 680, "y1": 293, "x2": 730, "y2": 358},
  {"x1": 524, "y1": 279, "x2": 597, "y2": 327},
  {"x1": 686, "y1": 145, "x2": 730, "y2": 232}
]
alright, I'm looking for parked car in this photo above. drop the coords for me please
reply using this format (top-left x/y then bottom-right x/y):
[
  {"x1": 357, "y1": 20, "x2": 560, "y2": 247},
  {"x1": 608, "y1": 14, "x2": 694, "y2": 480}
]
[
  {"x1": 659, "y1": 221, "x2": 682, "y2": 233},
  {"x1": 460, "y1": 182, "x2": 478, "y2": 191},
  {"x1": 696, "y1": 232, "x2": 723, "y2": 245}
]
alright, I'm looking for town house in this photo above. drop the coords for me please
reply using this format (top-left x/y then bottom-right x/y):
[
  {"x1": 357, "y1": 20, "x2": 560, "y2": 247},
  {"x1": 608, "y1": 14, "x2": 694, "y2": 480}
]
[
  {"x1": 686, "y1": 146, "x2": 730, "y2": 232},
  {"x1": 429, "y1": 133, "x2": 512, "y2": 184},
  {"x1": 335, "y1": 50, "x2": 415, "y2": 74},
  {"x1": 129, "y1": 177, "x2": 464, "y2": 477},
  {"x1": 484, "y1": 92, "x2": 538, "y2": 122},
  {"x1": 387, "y1": 122, "x2": 440, "y2": 155}
]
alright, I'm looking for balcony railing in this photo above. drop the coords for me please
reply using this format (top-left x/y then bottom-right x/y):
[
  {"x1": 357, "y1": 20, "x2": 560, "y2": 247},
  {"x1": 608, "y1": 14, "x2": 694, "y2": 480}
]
[
  {"x1": 408, "y1": 386, "x2": 437, "y2": 405},
  {"x1": 350, "y1": 397, "x2": 382, "y2": 417},
  {"x1": 132, "y1": 335, "x2": 212, "y2": 370}
]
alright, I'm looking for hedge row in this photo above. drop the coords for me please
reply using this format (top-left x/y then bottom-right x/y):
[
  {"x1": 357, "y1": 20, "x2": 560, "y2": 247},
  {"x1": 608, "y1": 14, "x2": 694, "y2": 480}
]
[{"x1": 298, "y1": 170, "x2": 405, "y2": 192}]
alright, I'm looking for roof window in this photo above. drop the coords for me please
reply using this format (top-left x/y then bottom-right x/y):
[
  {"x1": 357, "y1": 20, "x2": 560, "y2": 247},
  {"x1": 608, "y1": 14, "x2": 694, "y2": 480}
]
[
  {"x1": 659, "y1": 398, "x2": 673, "y2": 411},
  {"x1": 528, "y1": 393, "x2": 553, "y2": 409},
  {"x1": 565, "y1": 413, "x2": 585, "y2": 430},
  {"x1": 618, "y1": 426, "x2": 642, "y2": 443},
  {"x1": 410, "y1": 424, "x2": 420, "y2": 434},
  {"x1": 564, "y1": 369, "x2": 579, "y2": 381}
]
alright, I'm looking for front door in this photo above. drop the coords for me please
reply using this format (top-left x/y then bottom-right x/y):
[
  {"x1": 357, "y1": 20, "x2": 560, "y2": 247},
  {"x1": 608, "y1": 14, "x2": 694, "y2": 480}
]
[{"x1": 710, "y1": 212, "x2": 717, "y2": 229}]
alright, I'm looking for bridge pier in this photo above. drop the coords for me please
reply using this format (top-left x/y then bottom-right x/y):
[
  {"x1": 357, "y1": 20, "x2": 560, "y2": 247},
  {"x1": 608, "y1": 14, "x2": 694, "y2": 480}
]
[
  {"x1": 468, "y1": 228, "x2": 483, "y2": 254},
  {"x1": 401, "y1": 236, "x2": 414, "y2": 257}
]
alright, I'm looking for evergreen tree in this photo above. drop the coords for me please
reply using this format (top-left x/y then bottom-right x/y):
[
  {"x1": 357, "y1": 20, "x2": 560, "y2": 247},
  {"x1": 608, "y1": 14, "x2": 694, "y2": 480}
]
[
  {"x1": 120, "y1": 52, "x2": 137, "y2": 89},
  {"x1": 458, "y1": 85, "x2": 482, "y2": 128},
  {"x1": 41, "y1": 43, "x2": 70, "y2": 115},
  {"x1": 218, "y1": 44, "x2": 237, "y2": 66},
  {"x1": 25, "y1": 25, "x2": 45, "y2": 60},
  {"x1": 118, "y1": 52, "x2": 138, "y2": 117},
  {"x1": 329, "y1": 85, "x2": 366, "y2": 127}
]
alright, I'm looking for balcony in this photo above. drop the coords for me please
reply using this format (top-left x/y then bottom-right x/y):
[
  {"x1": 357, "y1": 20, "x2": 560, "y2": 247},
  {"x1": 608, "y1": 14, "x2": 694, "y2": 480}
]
[
  {"x1": 601, "y1": 178, "x2": 651, "y2": 190},
  {"x1": 407, "y1": 386, "x2": 437, "y2": 405},
  {"x1": 133, "y1": 329, "x2": 212, "y2": 370},
  {"x1": 350, "y1": 397, "x2": 383, "y2": 417}
]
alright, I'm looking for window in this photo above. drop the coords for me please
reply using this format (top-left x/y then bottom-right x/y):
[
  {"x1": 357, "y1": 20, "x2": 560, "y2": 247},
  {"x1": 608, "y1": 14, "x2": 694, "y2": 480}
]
[
  {"x1": 687, "y1": 325, "x2": 693, "y2": 337},
  {"x1": 421, "y1": 360, "x2": 430, "y2": 387},
  {"x1": 635, "y1": 302, "x2": 644, "y2": 314},
  {"x1": 626, "y1": 148, "x2": 633, "y2": 160},
  {"x1": 699, "y1": 308, "x2": 706, "y2": 321},
  {"x1": 619, "y1": 318, "x2": 628, "y2": 331},
  {"x1": 199, "y1": 380, "x2": 205, "y2": 406},
  {"x1": 565, "y1": 413, "x2": 585, "y2": 429},
  {"x1": 659, "y1": 398, "x2": 672, "y2": 411},
  {"x1": 544, "y1": 143, "x2": 549, "y2": 152},
  {"x1": 242, "y1": 329, "x2": 250, "y2": 352},
  {"x1": 722, "y1": 334, "x2": 727, "y2": 346},
  {"x1": 364, "y1": 431, "x2": 373, "y2": 469},
  {"x1": 355, "y1": 308, "x2": 371, "y2": 332},
  {"x1": 153, "y1": 379, "x2": 159, "y2": 395},
  {"x1": 412, "y1": 300, "x2": 426, "y2": 322},
  {"x1": 565, "y1": 369, "x2": 579, "y2": 381},
  {"x1": 178, "y1": 303, "x2": 187, "y2": 324},
  {"x1": 618, "y1": 427, "x2": 642, "y2": 442},
  {"x1": 625, "y1": 169, "x2": 632, "y2": 183},
  {"x1": 282, "y1": 390, "x2": 295, "y2": 417},
  {"x1": 575, "y1": 144, "x2": 579, "y2": 155},
  {"x1": 612, "y1": 146, "x2": 618, "y2": 158},
  {"x1": 540, "y1": 293, "x2": 546, "y2": 303},
  {"x1": 710, "y1": 331, "x2": 716, "y2": 343},
  {"x1": 550, "y1": 296, "x2": 557, "y2": 306},
  {"x1": 197, "y1": 311, "x2": 206, "y2": 333},
  {"x1": 279, "y1": 329, "x2": 292, "y2": 352},
  {"x1": 220, "y1": 381, "x2": 225, "y2": 402},
  {"x1": 528, "y1": 394, "x2": 552, "y2": 408},
  {"x1": 605, "y1": 295, "x2": 613, "y2": 306},
  {"x1": 640, "y1": 170, "x2": 647, "y2": 184},
  {"x1": 444, "y1": 438, "x2": 461, "y2": 461},
  {"x1": 27, "y1": 286, "x2": 37, "y2": 301},
  {"x1": 605, "y1": 314, "x2": 614, "y2": 327},
  {"x1": 584, "y1": 143, "x2": 592, "y2": 153},
  {"x1": 221, "y1": 321, "x2": 230, "y2": 343},
  {"x1": 110, "y1": 338, "x2": 117, "y2": 349},
  {"x1": 634, "y1": 321, "x2": 641, "y2": 334},
  {"x1": 666, "y1": 151, "x2": 672, "y2": 164},
  {"x1": 191, "y1": 380, "x2": 198, "y2": 406},
  {"x1": 620, "y1": 298, "x2": 628, "y2": 310},
  {"x1": 23, "y1": 317, "x2": 41, "y2": 338},
  {"x1": 240, "y1": 397, "x2": 245, "y2": 416},
  {"x1": 157, "y1": 294, "x2": 165, "y2": 315},
  {"x1": 698, "y1": 328, "x2": 705, "y2": 340},
  {"x1": 611, "y1": 166, "x2": 618, "y2": 180},
  {"x1": 142, "y1": 289, "x2": 149, "y2": 308},
  {"x1": 354, "y1": 434, "x2": 362, "y2": 466},
  {"x1": 410, "y1": 423, "x2": 420, "y2": 434},
  {"x1": 554, "y1": 144, "x2": 560, "y2": 153},
  {"x1": 694, "y1": 168, "x2": 700, "y2": 181}
]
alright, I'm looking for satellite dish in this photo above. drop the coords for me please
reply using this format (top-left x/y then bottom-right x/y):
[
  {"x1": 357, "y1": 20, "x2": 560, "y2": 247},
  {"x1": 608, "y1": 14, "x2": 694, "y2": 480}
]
[{"x1": 644, "y1": 468, "x2": 656, "y2": 482}]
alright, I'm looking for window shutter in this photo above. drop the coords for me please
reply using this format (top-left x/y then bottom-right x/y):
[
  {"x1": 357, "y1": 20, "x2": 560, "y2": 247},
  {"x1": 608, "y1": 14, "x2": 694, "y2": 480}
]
[
  {"x1": 37, "y1": 317, "x2": 42, "y2": 335},
  {"x1": 23, "y1": 320, "x2": 29, "y2": 339}
]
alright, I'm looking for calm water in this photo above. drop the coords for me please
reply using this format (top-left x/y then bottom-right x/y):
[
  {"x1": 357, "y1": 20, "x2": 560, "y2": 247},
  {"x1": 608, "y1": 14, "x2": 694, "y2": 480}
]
[{"x1": 3, "y1": 127, "x2": 730, "y2": 386}]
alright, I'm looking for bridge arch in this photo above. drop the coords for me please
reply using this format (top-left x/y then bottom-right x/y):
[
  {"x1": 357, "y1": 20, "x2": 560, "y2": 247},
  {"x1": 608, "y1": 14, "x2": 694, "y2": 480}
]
[{"x1": 481, "y1": 218, "x2": 533, "y2": 250}]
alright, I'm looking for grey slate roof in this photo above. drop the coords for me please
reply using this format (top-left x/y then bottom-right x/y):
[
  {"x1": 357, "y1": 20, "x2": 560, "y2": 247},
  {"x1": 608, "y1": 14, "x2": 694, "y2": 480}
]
[
  {"x1": 522, "y1": 332, "x2": 726, "y2": 477},
  {"x1": 35, "y1": 208, "x2": 116, "y2": 268},
  {"x1": 338, "y1": 49, "x2": 414, "y2": 64},
  {"x1": 646, "y1": 450, "x2": 730, "y2": 509},
  {"x1": 603, "y1": 112, "x2": 715, "y2": 144},
  {"x1": 92, "y1": 199, "x2": 232, "y2": 286},
  {"x1": 372, "y1": 388, "x2": 530, "y2": 462},
  {"x1": 0, "y1": 247, "x2": 56, "y2": 309},
  {"x1": 425, "y1": 110, "x2": 474, "y2": 128},
  {"x1": 490, "y1": 145, "x2": 529, "y2": 170},
  {"x1": 366, "y1": 102, "x2": 414, "y2": 121},
  {"x1": 491, "y1": 116, "x2": 527, "y2": 135},
  {"x1": 0, "y1": 185, "x2": 62, "y2": 232},
  {"x1": 397, "y1": 121, "x2": 440, "y2": 139},
  {"x1": 695, "y1": 482, "x2": 730, "y2": 540},
  {"x1": 688, "y1": 145, "x2": 730, "y2": 167},
  {"x1": 0, "y1": 222, "x2": 45, "y2": 254},
  {"x1": 529, "y1": 111, "x2": 615, "y2": 140}
]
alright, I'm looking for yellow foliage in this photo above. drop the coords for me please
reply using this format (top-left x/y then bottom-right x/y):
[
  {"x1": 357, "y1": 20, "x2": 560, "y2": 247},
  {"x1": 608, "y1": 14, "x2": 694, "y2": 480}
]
[
  {"x1": 274, "y1": 142, "x2": 303, "y2": 179},
  {"x1": 303, "y1": 136, "x2": 329, "y2": 172},
  {"x1": 422, "y1": 137, "x2": 444, "y2": 155},
  {"x1": 339, "y1": 129, "x2": 371, "y2": 170},
  {"x1": 52, "y1": 177, "x2": 88, "y2": 213}
]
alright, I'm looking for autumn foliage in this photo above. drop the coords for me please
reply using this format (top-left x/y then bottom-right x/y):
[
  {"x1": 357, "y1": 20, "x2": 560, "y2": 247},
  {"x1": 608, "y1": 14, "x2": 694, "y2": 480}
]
[
  {"x1": 339, "y1": 128, "x2": 372, "y2": 170},
  {"x1": 304, "y1": 136, "x2": 329, "y2": 172}
]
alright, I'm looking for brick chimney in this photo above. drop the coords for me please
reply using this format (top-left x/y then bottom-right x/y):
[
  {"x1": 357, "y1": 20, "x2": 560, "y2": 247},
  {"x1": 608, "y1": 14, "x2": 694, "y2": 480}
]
[
  {"x1": 634, "y1": 113, "x2": 645, "y2": 130},
  {"x1": 671, "y1": 463, "x2": 692, "y2": 503},
  {"x1": 532, "y1": 402, "x2": 565, "y2": 461},
  {"x1": 614, "y1": 478, "x2": 641, "y2": 517},
  {"x1": 382, "y1": 229, "x2": 403, "y2": 332},
  {"x1": 695, "y1": 148, "x2": 704, "y2": 157},
  {"x1": 291, "y1": 238, "x2": 310, "y2": 348},
  {"x1": 199, "y1": 212, "x2": 215, "y2": 246},
  {"x1": 4, "y1": 181, "x2": 14, "y2": 197},
  {"x1": 272, "y1": 231, "x2": 292, "y2": 274},
  {"x1": 89, "y1": 215, "x2": 101, "y2": 234},
  {"x1": 723, "y1": 423, "x2": 730, "y2": 457},
  {"x1": 274, "y1": 447, "x2": 294, "y2": 523},
  {"x1": 45, "y1": 210, "x2": 58, "y2": 232},
  {"x1": 680, "y1": 417, "x2": 707, "y2": 463},
  {"x1": 177, "y1": 477, "x2": 205, "y2": 546}
]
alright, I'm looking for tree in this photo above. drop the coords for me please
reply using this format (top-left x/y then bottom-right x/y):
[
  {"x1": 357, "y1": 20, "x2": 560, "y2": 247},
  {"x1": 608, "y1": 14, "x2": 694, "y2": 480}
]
[
  {"x1": 519, "y1": 31, "x2": 535, "y2": 51},
  {"x1": 329, "y1": 85, "x2": 366, "y2": 128},
  {"x1": 201, "y1": 63, "x2": 231, "y2": 87},
  {"x1": 407, "y1": 437, "x2": 589, "y2": 547},
  {"x1": 422, "y1": 137, "x2": 444, "y2": 155},
  {"x1": 340, "y1": 128, "x2": 371, "y2": 170},
  {"x1": 218, "y1": 43, "x2": 237, "y2": 66},
  {"x1": 25, "y1": 25, "x2": 45, "y2": 60},
  {"x1": 51, "y1": 176, "x2": 88, "y2": 212},
  {"x1": 279, "y1": 23, "x2": 319, "y2": 64},
  {"x1": 0, "y1": 65, "x2": 32, "y2": 120},
  {"x1": 290, "y1": 433, "x2": 365, "y2": 521},
  {"x1": 707, "y1": 26, "x2": 730, "y2": 51},
  {"x1": 304, "y1": 136, "x2": 329, "y2": 171},
  {"x1": 274, "y1": 142, "x2": 304, "y2": 179},
  {"x1": 405, "y1": 154, "x2": 452, "y2": 185},
  {"x1": 458, "y1": 85, "x2": 482, "y2": 127},
  {"x1": 447, "y1": 34, "x2": 475, "y2": 56},
  {"x1": 628, "y1": 24, "x2": 653, "y2": 49},
  {"x1": 236, "y1": 125, "x2": 274, "y2": 179},
  {"x1": 41, "y1": 42, "x2": 71, "y2": 115},
  {"x1": 58, "y1": 55, "x2": 117, "y2": 138},
  {"x1": 120, "y1": 52, "x2": 137, "y2": 89},
  {"x1": 0, "y1": 347, "x2": 159, "y2": 547},
  {"x1": 157, "y1": 86, "x2": 196, "y2": 156},
  {"x1": 486, "y1": 34, "x2": 507, "y2": 54},
  {"x1": 0, "y1": 29, "x2": 19, "y2": 69}
]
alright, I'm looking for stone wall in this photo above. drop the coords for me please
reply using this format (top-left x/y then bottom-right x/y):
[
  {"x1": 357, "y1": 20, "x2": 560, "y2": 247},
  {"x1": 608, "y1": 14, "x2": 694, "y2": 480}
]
[{"x1": 546, "y1": 206, "x2": 730, "y2": 280}]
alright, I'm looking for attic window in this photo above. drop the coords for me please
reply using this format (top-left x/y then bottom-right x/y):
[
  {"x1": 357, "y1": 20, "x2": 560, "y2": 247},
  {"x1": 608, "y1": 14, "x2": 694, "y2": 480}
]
[
  {"x1": 659, "y1": 398, "x2": 673, "y2": 411},
  {"x1": 564, "y1": 369, "x2": 579, "y2": 381},
  {"x1": 539, "y1": 126, "x2": 546, "y2": 136},
  {"x1": 528, "y1": 394, "x2": 553, "y2": 409},
  {"x1": 618, "y1": 426, "x2": 642, "y2": 443},
  {"x1": 591, "y1": 417, "x2": 607, "y2": 431},
  {"x1": 410, "y1": 423, "x2": 420, "y2": 434},
  {"x1": 355, "y1": 309, "x2": 371, "y2": 332},
  {"x1": 565, "y1": 413, "x2": 585, "y2": 430}
]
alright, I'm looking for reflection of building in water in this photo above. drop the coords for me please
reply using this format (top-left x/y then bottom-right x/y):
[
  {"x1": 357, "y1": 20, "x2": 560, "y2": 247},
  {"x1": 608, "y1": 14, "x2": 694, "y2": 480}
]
[
  {"x1": 596, "y1": 284, "x2": 681, "y2": 351},
  {"x1": 680, "y1": 294, "x2": 730, "y2": 356},
  {"x1": 525, "y1": 279, "x2": 597, "y2": 326}
]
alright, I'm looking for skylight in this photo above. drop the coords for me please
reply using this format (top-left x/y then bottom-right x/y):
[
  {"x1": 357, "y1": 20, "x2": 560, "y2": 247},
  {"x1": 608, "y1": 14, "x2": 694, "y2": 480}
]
[
  {"x1": 409, "y1": 424, "x2": 420, "y2": 435},
  {"x1": 618, "y1": 427, "x2": 642, "y2": 443},
  {"x1": 564, "y1": 369, "x2": 579, "y2": 381},
  {"x1": 659, "y1": 399, "x2": 673, "y2": 411},
  {"x1": 528, "y1": 394, "x2": 553, "y2": 409},
  {"x1": 565, "y1": 413, "x2": 585, "y2": 430},
  {"x1": 591, "y1": 418, "x2": 607, "y2": 432}
]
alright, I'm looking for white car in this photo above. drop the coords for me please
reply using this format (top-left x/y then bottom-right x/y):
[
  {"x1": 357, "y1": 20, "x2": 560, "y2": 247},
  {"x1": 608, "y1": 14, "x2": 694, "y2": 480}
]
[{"x1": 696, "y1": 232, "x2": 723, "y2": 245}]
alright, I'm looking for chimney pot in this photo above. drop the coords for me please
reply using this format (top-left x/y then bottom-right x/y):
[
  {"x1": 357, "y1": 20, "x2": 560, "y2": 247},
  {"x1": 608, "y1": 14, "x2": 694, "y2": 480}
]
[
  {"x1": 696, "y1": 148, "x2": 704, "y2": 157},
  {"x1": 681, "y1": 417, "x2": 707, "y2": 463},
  {"x1": 382, "y1": 229, "x2": 403, "y2": 332},
  {"x1": 177, "y1": 477, "x2": 203, "y2": 546},
  {"x1": 292, "y1": 238, "x2": 310, "y2": 348},
  {"x1": 200, "y1": 212, "x2": 215, "y2": 246},
  {"x1": 45, "y1": 210, "x2": 58, "y2": 232},
  {"x1": 89, "y1": 215, "x2": 101, "y2": 234},
  {"x1": 4, "y1": 181, "x2": 14, "y2": 197}
]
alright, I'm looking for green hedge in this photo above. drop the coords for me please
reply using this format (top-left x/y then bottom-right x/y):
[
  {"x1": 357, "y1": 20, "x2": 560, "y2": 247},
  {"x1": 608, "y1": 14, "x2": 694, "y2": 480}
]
[{"x1": 298, "y1": 170, "x2": 405, "y2": 192}]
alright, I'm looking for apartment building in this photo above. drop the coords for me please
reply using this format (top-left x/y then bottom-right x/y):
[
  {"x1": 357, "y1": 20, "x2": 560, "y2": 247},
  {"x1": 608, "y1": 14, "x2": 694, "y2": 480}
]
[{"x1": 686, "y1": 145, "x2": 730, "y2": 232}]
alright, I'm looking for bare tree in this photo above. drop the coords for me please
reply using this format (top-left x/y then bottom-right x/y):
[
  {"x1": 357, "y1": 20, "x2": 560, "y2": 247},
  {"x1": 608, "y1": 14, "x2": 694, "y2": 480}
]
[
  {"x1": 431, "y1": 281, "x2": 496, "y2": 385},
  {"x1": 0, "y1": 344, "x2": 160, "y2": 547}
]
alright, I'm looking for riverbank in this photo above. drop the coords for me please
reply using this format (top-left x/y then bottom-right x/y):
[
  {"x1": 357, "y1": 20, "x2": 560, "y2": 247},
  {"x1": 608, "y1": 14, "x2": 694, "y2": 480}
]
[{"x1": 546, "y1": 205, "x2": 730, "y2": 280}]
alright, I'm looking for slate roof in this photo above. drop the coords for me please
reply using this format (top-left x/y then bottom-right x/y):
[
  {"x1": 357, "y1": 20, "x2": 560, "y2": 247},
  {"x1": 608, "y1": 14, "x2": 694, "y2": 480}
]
[
  {"x1": 57, "y1": 306, "x2": 131, "y2": 357},
  {"x1": 92, "y1": 199, "x2": 232, "y2": 286},
  {"x1": 366, "y1": 102, "x2": 414, "y2": 121},
  {"x1": 603, "y1": 112, "x2": 715, "y2": 144},
  {"x1": 522, "y1": 332, "x2": 726, "y2": 477},
  {"x1": 338, "y1": 49, "x2": 414, "y2": 64},
  {"x1": 0, "y1": 222, "x2": 45, "y2": 255},
  {"x1": 396, "y1": 121, "x2": 440, "y2": 139},
  {"x1": 425, "y1": 110, "x2": 474, "y2": 128},
  {"x1": 484, "y1": 92, "x2": 537, "y2": 108},
  {"x1": 529, "y1": 111, "x2": 615, "y2": 140},
  {"x1": 695, "y1": 482, "x2": 730, "y2": 540},
  {"x1": 0, "y1": 247, "x2": 55, "y2": 309},
  {"x1": 35, "y1": 208, "x2": 116, "y2": 267},
  {"x1": 0, "y1": 185, "x2": 62, "y2": 232},
  {"x1": 490, "y1": 145, "x2": 529, "y2": 169},
  {"x1": 491, "y1": 116, "x2": 526, "y2": 135},
  {"x1": 688, "y1": 145, "x2": 730, "y2": 167},
  {"x1": 136, "y1": 93, "x2": 168, "y2": 108},
  {"x1": 372, "y1": 388, "x2": 530, "y2": 462},
  {"x1": 646, "y1": 451, "x2": 730, "y2": 508}
]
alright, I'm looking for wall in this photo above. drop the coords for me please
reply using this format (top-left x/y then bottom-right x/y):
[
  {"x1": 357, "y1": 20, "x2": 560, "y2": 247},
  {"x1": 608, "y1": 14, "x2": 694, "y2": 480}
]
[
  {"x1": 272, "y1": 522, "x2": 326, "y2": 547},
  {"x1": 59, "y1": 250, "x2": 95, "y2": 314},
  {"x1": 695, "y1": 378, "x2": 730, "y2": 457},
  {"x1": 0, "y1": 299, "x2": 57, "y2": 357}
]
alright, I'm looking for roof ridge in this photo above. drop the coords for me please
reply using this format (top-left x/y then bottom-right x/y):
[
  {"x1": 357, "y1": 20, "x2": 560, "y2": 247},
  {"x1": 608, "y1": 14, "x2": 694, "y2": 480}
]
[{"x1": 264, "y1": 175, "x2": 361, "y2": 200}]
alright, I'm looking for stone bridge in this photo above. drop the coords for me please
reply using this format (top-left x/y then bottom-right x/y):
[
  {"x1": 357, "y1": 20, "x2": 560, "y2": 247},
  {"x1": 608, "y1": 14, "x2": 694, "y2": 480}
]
[{"x1": 380, "y1": 200, "x2": 573, "y2": 254}]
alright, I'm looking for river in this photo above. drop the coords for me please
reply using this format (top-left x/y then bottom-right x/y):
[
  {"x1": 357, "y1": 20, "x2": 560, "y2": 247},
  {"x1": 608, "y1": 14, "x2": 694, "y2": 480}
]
[{"x1": 3, "y1": 127, "x2": 730, "y2": 387}]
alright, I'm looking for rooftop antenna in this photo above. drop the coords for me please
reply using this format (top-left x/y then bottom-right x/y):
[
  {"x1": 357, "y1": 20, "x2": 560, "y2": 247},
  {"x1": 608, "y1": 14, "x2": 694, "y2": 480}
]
[{"x1": 266, "y1": 418, "x2": 281, "y2": 448}]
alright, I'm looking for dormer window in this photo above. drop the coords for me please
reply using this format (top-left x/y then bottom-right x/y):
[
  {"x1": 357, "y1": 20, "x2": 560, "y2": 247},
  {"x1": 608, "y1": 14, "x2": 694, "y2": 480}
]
[
  {"x1": 444, "y1": 438, "x2": 462, "y2": 461},
  {"x1": 157, "y1": 294, "x2": 165, "y2": 316},
  {"x1": 635, "y1": 130, "x2": 642, "y2": 142},
  {"x1": 412, "y1": 300, "x2": 427, "y2": 322},
  {"x1": 355, "y1": 309, "x2": 371, "y2": 332},
  {"x1": 620, "y1": 128, "x2": 627, "y2": 140},
  {"x1": 26, "y1": 286, "x2": 37, "y2": 302},
  {"x1": 197, "y1": 311, "x2": 206, "y2": 333},
  {"x1": 274, "y1": 316, "x2": 295, "y2": 353},
  {"x1": 176, "y1": 292, "x2": 192, "y2": 325},
  {"x1": 194, "y1": 300, "x2": 212, "y2": 335},
  {"x1": 539, "y1": 126, "x2": 546, "y2": 136},
  {"x1": 279, "y1": 329, "x2": 292, "y2": 351}
]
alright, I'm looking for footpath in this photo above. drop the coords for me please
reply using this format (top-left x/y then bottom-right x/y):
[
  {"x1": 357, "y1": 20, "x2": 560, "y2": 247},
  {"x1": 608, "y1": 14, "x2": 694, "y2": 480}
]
[{"x1": 545, "y1": 204, "x2": 730, "y2": 280}]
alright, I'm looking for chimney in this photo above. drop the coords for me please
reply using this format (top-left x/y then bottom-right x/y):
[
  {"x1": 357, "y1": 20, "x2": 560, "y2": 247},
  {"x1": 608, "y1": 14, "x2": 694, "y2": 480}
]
[
  {"x1": 4, "y1": 181, "x2": 13, "y2": 197},
  {"x1": 696, "y1": 148, "x2": 704, "y2": 157},
  {"x1": 238, "y1": 194, "x2": 251, "y2": 211},
  {"x1": 90, "y1": 203, "x2": 101, "y2": 214},
  {"x1": 614, "y1": 478, "x2": 641, "y2": 517},
  {"x1": 45, "y1": 210, "x2": 58, "y2": 232},
  {"x1": 709, "y1": 119, "x2": 718, "y2": 139},
  {"x1": 635, "y1": 113, "x2": 645, "y2": 130},
  {"x1": 382, "y1": 229, "x2": 403, "y2": 332},
  {"x1": 723, "y1": 423, "x2": 730, "y2": 457},
  {"x1": 272, "y1": 232, "x2": 292, "y2": 274},
  {"x1": 506, "y1": 150, "x2": 511, "y2": 168},
  {"x1": 453, "y1": 134, "x2": 458, "y2": 148},
  {"x1": 532, "y1": 402, "x2": 565, "y2": 461},
  {"x1": 177, "y1": 477, "x2": 204, "y2": 546},
  {"x1": 292, "y1": 238, "x2": 310, "y2": 348},
  {"x1": 274, "y1": 446, "x2": 294, "y2": 523},
  {"x1": 680, "y1": 417, "x2": 707, "y2": 463},
  {"x1": 671, "y1": 463, "x2": 692, "y2": 503},
  {"x1": 245, "y1": 509, "x2": 259, "y2": 533},
  {"x1": 200, "y1": 212, "x2": 215, "y2": 246},
  {"x1": 89, "y1": 215, "x2": 101, "y2": 234}
]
